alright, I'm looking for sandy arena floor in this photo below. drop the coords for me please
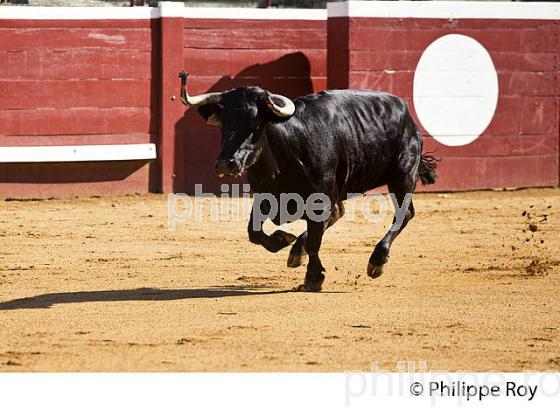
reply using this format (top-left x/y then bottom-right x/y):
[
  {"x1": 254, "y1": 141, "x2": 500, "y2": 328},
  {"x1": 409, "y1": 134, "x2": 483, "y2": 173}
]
[{"x1": 0, "y1": 188, "x2": 559, "y2": 371}]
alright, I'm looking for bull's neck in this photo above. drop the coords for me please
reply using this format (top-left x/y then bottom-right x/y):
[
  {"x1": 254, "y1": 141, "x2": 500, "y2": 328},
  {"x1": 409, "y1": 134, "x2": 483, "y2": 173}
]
[{"x1": 247, "y1": 121, "x2": 289, "y2": 192}]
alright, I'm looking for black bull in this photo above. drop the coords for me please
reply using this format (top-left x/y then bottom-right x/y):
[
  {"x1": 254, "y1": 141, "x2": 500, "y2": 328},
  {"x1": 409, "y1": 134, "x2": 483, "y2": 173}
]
[{"x1": 178, "y1": 71, "x2": 438, "y2": 292}]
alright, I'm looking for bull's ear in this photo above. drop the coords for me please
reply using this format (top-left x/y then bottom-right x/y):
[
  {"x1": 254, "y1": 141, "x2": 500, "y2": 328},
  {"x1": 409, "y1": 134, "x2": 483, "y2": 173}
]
[{"x1": 197, "y1": 104, "x2": 222, "y2": 127}]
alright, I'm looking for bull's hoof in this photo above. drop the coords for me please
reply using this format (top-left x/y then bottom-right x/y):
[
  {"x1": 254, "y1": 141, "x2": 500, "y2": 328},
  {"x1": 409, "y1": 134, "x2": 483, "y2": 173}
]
[
  {"x1": 272, "y1": 230, "x2": 297, "y2": 245},
  {"x1": 367, "y1": 262, "x2": 384, "y2": 279},
  {"x1": 292, "y1": 273, "x2": 324, "y2": 292},
  {"x1": 266, "y1": 230, "x2": 297, "y2": 253},
  {"x1": 287, "y1": 252, "x2": 305, "y2": 268},
  {"x1": 292, "y1": 282, "x2": 322, "y2": 292}
]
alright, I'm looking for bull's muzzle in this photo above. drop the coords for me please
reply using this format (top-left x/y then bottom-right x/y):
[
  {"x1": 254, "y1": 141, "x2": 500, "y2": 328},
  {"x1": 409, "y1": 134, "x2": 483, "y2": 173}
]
[{"x1": 215, "y1": 159, "x2": 241, "y2": 177}]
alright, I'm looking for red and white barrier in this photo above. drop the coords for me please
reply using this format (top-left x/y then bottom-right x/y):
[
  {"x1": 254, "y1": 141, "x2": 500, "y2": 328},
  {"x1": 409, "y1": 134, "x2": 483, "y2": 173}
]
[
  {"x1": 0, "y1": 4, "x2": 158, "y2": 197},
  {"x1": 0, "y1": 2, "x2": 325, "y2": 197},
  {"x1": 328, "y1": 1, "x2": 560, "y2": 191},
  {"x1": 0, "y1": 1, "x2": 558, "y2": 197}
]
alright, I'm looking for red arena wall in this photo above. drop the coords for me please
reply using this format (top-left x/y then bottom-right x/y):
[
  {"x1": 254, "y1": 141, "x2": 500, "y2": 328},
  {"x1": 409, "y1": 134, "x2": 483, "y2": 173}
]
[
  {"x1": 328, "y1": 1, "x2": 560, "y2": 191},
  {"x1": 0, "y1": 1, "x2": 558, "y2": 198},
  {"x1": 0, "y1": 4, "x2": 326, "y2": 198},
  {"x1": 0, "y1": 8, "x2": 159, "y2": 198}
]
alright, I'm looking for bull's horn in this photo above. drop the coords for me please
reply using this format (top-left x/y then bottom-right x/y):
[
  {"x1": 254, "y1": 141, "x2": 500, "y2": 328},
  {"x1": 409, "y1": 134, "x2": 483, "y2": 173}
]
[
  {"x1": 267, "y1": 93, "x2": 295, "y2": 117},
  {"x1": 178, "y1": 71, "x2": 223, "y2": 106}
]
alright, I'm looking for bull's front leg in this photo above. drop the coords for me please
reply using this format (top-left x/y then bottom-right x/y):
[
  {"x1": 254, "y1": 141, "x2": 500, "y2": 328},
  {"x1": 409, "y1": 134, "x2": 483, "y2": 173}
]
[
  {"x1": 288, "y1": 201, "x2": 345, "y2": 268},
  {"x1": 247, "y1": 207, "x2": 297, "y2": 253},
  {"x1": 292, "y1": 220, "x2": 328, "y2": 292}
]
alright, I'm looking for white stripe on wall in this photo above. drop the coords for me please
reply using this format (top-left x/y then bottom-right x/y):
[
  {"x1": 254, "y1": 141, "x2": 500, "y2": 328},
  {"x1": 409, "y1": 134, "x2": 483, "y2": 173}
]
[
  {"x1": 328, "y1": 1, "x2": 560, "y2": 20},
  {"x1": 0, "y1": 144, "x2": 157, "y2": 163},
  {"x1": 0, "y1": 2, "x2": 326, "y2": 21},
  {"x1": 0, "y1": 6, "x2": 158, "y2": 20},
  {"x1": 2, "y1": 1, "x2": 558, "y2": 21}
]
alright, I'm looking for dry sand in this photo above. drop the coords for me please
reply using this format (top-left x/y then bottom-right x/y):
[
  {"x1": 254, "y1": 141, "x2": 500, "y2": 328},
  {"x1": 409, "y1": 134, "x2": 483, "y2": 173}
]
[{"x1": 0, "y1": 188, "x2": 559, "y2": 371}]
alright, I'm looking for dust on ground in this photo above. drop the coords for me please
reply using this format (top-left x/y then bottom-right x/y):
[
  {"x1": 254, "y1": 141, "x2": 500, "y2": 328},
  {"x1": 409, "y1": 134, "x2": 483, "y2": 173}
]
[{"x1": 0, "y1": 188, "x2": 559, "y2": 371}]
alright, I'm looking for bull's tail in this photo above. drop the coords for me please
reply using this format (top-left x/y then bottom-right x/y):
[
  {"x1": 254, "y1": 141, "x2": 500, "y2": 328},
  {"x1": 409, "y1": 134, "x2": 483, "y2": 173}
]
[{"x1": 418, "y1": 152, "x2": 440, "y2": 185}]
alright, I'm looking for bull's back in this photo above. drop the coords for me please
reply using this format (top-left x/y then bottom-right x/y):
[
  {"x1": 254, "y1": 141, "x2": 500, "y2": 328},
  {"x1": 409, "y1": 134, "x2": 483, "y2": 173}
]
[{"x1": 293, "y1": 90, "x2": 413, "y2": 193}]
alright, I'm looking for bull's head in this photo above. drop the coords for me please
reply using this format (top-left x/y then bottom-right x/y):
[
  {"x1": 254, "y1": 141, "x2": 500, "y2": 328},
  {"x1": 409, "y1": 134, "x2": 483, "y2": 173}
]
[{"x1": 178, "y1": 71, "x2": 295, "y2": 177}]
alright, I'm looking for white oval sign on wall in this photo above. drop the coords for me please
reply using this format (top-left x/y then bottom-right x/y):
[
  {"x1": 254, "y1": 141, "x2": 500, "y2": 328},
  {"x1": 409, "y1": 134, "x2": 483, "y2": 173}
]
[{"x1": 413, "y1": 34, "x2": 499, "y2": 147}]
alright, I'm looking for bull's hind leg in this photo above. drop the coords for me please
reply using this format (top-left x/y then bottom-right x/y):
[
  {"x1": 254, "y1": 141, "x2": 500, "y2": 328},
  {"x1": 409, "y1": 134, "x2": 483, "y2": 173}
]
[
  {"x1": 367, "y1": 176, "x2": 416, "y2": 279},
  {"x1": 287, "y1": 202, "x2": 345, "y2": 268},
  {"x1": 248, "y1": 208, "x2": 297, "y2": 253}
]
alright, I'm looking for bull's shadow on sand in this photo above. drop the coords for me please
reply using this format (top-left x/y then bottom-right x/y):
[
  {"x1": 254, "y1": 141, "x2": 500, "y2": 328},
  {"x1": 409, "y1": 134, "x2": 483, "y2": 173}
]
[{"x1": 0, "y1": 286, "x2": 291, "y2": 310}]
